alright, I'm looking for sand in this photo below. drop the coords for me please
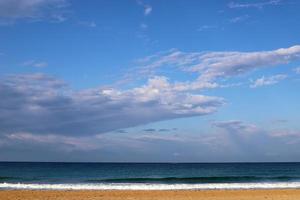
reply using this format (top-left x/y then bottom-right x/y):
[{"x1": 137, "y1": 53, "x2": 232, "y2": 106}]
[{"x1": 0, "y1": 189, "x2": 300, "y2": 200}]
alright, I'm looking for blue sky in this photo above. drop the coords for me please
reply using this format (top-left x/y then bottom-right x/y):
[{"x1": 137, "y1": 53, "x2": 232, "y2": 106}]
[{"x1": 1, "y1": 0, "x2": 300, "y2": 162}]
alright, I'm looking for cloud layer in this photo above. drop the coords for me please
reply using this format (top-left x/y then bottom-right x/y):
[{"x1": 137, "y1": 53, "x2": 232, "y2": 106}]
[
  {"x1": 3, "y1": 45, "x2": 299, "y2": 137},
  {"x1": 0, "y1": 73, "x2": 223, "y2": 136}
]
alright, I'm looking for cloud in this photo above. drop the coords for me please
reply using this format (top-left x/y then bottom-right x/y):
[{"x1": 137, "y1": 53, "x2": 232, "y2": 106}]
[
  {"x1": 133, "y1": 134, "x2": 183, "y2": 142},
  {"x1": 143, "y1": 128, "x2": 156, "y2": 132},
  {"x1": 229, "y1": 15, "x2": 249, "y2": 23},
  {"x1": 271, "y1": 119, "x2": 288, "y2": 124},
  {"x1": 211, "y1": 120, "x2": 300, "y2": 160},
  {"x1": 144, "y1": 5, "x2": 152, "y2": 16},
  {"x1": 294, "y1": 67, "x2": 300, "y2": 74},
  {"x1": 212, "y1": 120, "x2": 259, "y2": 134},
  {"x1": 228, "y1": 0, "x2": 282, "y2": 9},
  {"x1": 140, "y1": 23, "x2": 148, "y2": 29},
  {"x1": 115, "y1": 130, "x2": 128, "y2": 133},
  {"x1": 158, "y1": 128, "x2": 173, "y2": 132},
  {"x1": 197, "y1": 25, "x2": 217, "y2": 32},
  {"x1": 212, "y1": 120, "x2": 300, "y2": 147},
  {"x1": 270, "y1": 129, "x2": 300, "y2": 138},
  {"x1": 22, "y1": 60, "x2": 48, "y2": 68},
  {"x1": 213, "y1": 120, "x2": 300, "y2": 140},
  {"x1": 137, "y1": 0, "x2": 152, "y2": 16},
  {"x1": 78, "y1": 21, "x2": 97, "y2": 28},
  {"x1": 1, "y1": 115, "x2": 300, "y2": 161},
  {"x1": 3, "y1": 132, "x2": 98, "y2": 151},
  {"x1": 135, "y1": 45, "x2": 300, "y2": 83},
  {"x1": 250, "y1": 74, "x2": 287, "y2": 88},
  {"x1": 0, "y1": 73, "x2": 223, "y2": 137},
  {"x1": 0, "y1": 0, "x2": 69, "y2": 24},
  {"x1": 142, "y1": 128, "x2": 175, "y2": 132}
]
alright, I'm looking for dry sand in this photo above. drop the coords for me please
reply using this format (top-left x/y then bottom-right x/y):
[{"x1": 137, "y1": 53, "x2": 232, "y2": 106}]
[{"x1": 1, "y1": 189, "x2": 300, "y2": 200}]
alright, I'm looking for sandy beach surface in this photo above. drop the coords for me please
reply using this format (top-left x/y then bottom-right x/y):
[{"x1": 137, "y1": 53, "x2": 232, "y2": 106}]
[{"x1": 1, "y1": 189, "x2": 300, "y2": 200}]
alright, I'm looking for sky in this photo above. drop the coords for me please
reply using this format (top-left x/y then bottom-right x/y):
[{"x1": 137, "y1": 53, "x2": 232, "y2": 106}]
[{"x1": 0, "y1": 0, "x2": 300, "y2": 162}]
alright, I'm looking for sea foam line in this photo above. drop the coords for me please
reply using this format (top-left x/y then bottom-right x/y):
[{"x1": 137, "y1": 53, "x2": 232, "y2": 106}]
[{"x1": 1, "y1": 182, "x2": 300, "y2": 190}]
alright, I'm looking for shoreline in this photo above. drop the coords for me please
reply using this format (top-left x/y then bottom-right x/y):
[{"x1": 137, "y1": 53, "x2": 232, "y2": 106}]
[
  {"x1": 1, "y1": 188, "x2": 300, "y2": 191},
  {"x1": 2, "y1": 182, "x2": 300, "y2": 190},
  {"x1": 1, "y1": 189, "x2": 300, "y2": 200}
]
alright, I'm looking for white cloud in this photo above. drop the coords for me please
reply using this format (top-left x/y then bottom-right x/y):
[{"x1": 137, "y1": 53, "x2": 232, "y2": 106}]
[
  {"x1": 135, "y1": 45, "x2": 300, "y2": 83},
  {"x1": 140, "y1": 23, "x2": 148, "y2": 29},
  {"x1": 78, "y1": 21, "x2": 97, "y2": 28},
  {"x1": 270, "y1": 129, "x2": 300, "y2": 137},
  {"x1": 144, "y1": 5, "x2": 152, "y2": 16},
  {"x1": 229, "y1": 15, "x2": 249, "y2": 23},
  {"x1": 137, "y1": 0, "x2": 152, "y2": 16},
  {"x1": 228, "y1": 0, "x2": 282, "y2": 9},
  {"x1": 197, "y1": 25, "x2": 217, "y2": 32},
  {"x1": 0, "y1": 73, "x2": 224, "y2": 136},
  {"x1": 294, "y1": 67, "x2": 300, "y2": 74},
  {"x1": 190, "y1": 46, "x2": 300, "y2": 81},
  {"x1": 0, "y1": 0, "x2": 69, "y2": 24},
  {"x1": 126, "y1": 45, "x2": 300, "y2": 94},
  {"x1": 250, "y1": 74, "x2": 287, "y2": 88},
  {"x1": 22, "y1": 60, "x2": 48, "y2": 68}
]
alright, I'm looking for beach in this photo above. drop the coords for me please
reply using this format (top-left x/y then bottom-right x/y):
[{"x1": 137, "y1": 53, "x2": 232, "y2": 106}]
[
  {"x1": 1, "y1": 189, "x2": 300, "y2": 200},
  {"x1": 2, "y1": 162, "x2": 300, "y2": 198}
]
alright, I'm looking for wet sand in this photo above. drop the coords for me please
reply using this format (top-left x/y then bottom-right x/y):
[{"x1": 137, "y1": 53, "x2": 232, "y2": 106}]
[{"x1": 1, "y1": 189, "x2": 300, "y2": 200}]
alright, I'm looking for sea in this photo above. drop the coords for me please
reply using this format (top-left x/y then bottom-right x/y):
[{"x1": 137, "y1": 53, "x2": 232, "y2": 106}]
[{"x1": 1, "y1": 162, "x2": 300, "y2": 190}]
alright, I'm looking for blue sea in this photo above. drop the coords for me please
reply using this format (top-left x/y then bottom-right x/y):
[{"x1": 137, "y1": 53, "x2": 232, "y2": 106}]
[{"x1": 1, "y1": 162, "x2": 300, "y2": 190}]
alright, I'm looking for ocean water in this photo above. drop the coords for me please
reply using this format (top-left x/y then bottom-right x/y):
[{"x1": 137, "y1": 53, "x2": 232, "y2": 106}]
[{"x1": 1, "y1": 162, "x2": 300, "y2": 190}]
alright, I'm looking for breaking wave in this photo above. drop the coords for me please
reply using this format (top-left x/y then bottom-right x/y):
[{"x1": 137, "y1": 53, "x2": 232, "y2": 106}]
[{"x1": 1, "y1": 182, "x2": 300, "y2": 190}]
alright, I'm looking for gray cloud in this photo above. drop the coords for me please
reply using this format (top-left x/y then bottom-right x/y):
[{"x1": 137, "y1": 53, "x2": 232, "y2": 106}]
[
  {"x1": 211, "y1": 120, "x2": 279, "y2": 160},
  {"x1": 143, "y1": 128, "x2": 156, "y2": 132},
  {"x1": 213, "y1": 120, "x2": 300, "y2": 141},
  {"x1": 271, "y1": 119, "x2": 288, "y2": 124},
  {"x1": 0, "y1": 73, "x2": 223, "y2": 137},
  {"x1": 114, "y1": 130, "x2": 128, "y2": 134},
  {"x1": 1, "y1": 118, "x2": 300, "y2": 162},
  {"x1": 158, "y1": 128, "x2": 173, "y2": 132},
  {"x1": 142, "y1": 128, "x2": 175, "y2": 132},
  {"x1": 212, "y1": 120, "x2": 259, "y2": 134},
  {"x1": 0, "y1": 0, "x2": 68, "y2": 24}
]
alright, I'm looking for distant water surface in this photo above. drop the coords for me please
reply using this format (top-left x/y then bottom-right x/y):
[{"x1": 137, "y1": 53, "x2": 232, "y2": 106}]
[{"x1": 1, "y1": 162, "x2": 300, "y2": 190}]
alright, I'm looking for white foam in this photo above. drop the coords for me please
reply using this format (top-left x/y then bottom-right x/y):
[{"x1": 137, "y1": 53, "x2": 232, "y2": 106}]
[{"x1": 1, "y1": 182, "x2": 300, "y2": 190}]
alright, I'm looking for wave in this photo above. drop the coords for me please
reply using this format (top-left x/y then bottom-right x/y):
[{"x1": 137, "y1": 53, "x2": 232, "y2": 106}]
[
  {"x1": 87, "y1": 176, "x2": 299, "y2": 183},
  {"x1": 0, "y1": 176, "x2": 41, "y2": 182},
  {"x1": 1, "y1": 182, "x2": 300, "y2": 190},
  {"x1": 0, "y1": 177, "x2": 17, "y2": 181}
]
